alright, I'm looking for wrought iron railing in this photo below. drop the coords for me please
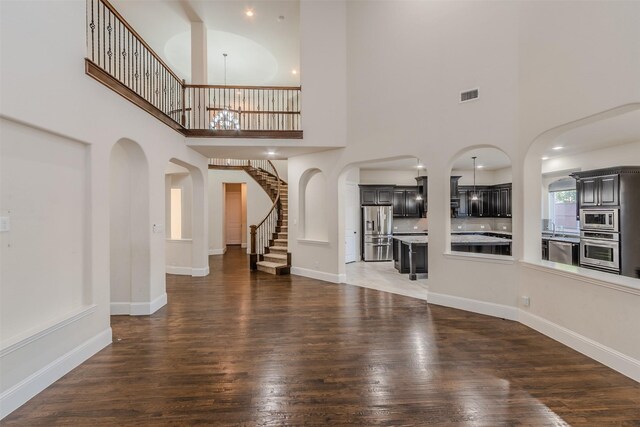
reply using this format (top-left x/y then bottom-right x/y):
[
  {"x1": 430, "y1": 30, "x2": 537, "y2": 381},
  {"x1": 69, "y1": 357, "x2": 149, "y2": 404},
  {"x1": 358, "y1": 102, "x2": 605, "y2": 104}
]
[
  {"x1": 85, "y1": 0, "x2": 302, "y2": 137},
  {"x1": 86, "y1": 0, "x2": 184, "y2": 126},
  {"x1": 248, "y1": 160, "x2": 283, "y2": 269},
  {"x1": 185, "y1": 86, "x2": 301, "y2": 131},
  {"x1": 208, "y1": 159, "x2": 285, "y2": 268}
]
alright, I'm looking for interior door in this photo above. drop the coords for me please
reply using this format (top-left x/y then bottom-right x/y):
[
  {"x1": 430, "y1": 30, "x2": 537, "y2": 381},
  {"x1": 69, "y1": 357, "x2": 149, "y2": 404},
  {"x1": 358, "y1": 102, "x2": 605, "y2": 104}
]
[
  {"x1": 345, "y1": 183, "x2": 359, "y2": 263},
  {"x1": 225, "y1": 188, "x2": 242, "y2": 245}
]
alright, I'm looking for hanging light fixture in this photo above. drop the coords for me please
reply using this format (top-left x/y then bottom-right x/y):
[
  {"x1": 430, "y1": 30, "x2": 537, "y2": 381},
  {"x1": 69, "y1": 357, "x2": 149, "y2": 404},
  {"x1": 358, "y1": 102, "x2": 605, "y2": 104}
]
[
  {"x1": 211, "y1": 53, "x2": 241, "y2": 131},
  {"x1": 471, "y1": 156, "x2": 479, "y2": 201},
  {"x1": 415, "y1": 159, "x2": 423, "y2": 201}
]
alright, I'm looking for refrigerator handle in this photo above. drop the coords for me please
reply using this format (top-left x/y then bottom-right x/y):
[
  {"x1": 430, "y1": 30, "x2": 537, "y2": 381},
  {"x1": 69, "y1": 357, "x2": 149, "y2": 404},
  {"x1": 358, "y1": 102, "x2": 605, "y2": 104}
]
[{"x1": 377, "y1": 210, "x2": 381, "y2": 233}]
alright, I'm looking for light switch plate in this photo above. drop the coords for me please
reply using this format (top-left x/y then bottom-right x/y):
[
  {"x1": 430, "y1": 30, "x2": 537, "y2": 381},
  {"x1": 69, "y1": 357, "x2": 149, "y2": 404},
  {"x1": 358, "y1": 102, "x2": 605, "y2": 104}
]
[{"x1": 0, "y1": 216, "x2": 10, "y2": 232}]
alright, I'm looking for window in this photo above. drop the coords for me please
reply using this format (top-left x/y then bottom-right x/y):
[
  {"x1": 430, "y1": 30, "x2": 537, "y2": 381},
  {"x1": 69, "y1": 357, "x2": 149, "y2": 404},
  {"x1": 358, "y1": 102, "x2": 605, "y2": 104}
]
[
  {"x1": 170, "y1": 188, "x2": 182, "y2": 239},
  {"x1": 548, "y1": 189, "x2": 579, "y2": 233}
]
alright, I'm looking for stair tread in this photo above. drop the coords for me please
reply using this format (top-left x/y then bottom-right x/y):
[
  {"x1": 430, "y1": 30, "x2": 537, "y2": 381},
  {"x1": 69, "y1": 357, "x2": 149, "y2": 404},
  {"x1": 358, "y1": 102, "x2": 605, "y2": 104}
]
[
  {"x1": 264, "y1": 253, "x2": 287, "y2": 260},
  {"x1": 269, "y1": 246, "x2": 288, "y2": 251},
  {"x1": 256, "y1": 261, "x2": 288, "y2": 268},
  {"x1": 274, "y1": 239, "x2": 287, "y2": 242}
]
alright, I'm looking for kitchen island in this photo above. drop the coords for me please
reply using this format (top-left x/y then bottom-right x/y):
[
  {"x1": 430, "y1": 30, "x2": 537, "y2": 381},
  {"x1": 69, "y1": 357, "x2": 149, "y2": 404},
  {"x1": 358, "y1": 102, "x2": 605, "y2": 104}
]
[
  {"x1": 393, "y1": 236, "x2": 428, "y2": 280},
  {"x1": 393, "y1": 234, "x2": 513, "y2": 280}
]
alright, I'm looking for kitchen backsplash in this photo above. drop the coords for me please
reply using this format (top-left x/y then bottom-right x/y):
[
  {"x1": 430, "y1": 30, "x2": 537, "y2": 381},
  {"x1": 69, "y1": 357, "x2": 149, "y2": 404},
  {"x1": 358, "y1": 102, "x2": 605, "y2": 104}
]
[
  {"x1": 451, "y1": 217, "x2": 512, "y2": 232},
  {"x1": 393, "y1": 217, "x2": 428, "y2": 232}
]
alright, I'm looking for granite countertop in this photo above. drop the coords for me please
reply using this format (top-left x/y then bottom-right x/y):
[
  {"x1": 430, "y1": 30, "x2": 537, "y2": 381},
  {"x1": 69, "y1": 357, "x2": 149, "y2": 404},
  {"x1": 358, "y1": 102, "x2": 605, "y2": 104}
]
[
  {"x1": 451, "y1": 230, "x2": 512, "y2": 237},
  {"x1": 393, "y1": 235, "x2": 512, "y2": 245},
  {"x1": 542, "y1": 235, "x2": 580, "y2": 244},
  {"x1": 451, "y1": 235, "x2": 512, "y2": 245},
  {"x1": 393, "y1": 235, "x2": 429, "y2": 244},
  {"x1": 393, "y1": 231, "x2": 428, "y2": 235}
]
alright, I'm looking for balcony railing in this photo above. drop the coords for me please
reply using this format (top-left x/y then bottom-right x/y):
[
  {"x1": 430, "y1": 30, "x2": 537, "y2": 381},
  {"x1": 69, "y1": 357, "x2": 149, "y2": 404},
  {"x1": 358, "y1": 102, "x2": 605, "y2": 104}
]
[
  {"x1": 185, "y1": 86, "x2": 301, "y2": 138},
  {"x1": 85, "y1": 0, "x2": 302, "y2": 138}
]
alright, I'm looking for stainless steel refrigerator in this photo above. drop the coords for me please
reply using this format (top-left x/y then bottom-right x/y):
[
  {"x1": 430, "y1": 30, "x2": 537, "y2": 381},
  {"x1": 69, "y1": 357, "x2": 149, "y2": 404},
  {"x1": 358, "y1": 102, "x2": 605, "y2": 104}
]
[{"x1": 363, "y1": 205, "x2": 393, "y2": 261}]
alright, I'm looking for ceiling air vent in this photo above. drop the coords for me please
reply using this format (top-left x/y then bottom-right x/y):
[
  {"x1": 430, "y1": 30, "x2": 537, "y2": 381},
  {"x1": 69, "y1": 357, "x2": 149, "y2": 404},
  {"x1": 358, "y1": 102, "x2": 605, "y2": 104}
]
[{"x1": 460, "y1": 88, "x2": 479, "y2": 103}]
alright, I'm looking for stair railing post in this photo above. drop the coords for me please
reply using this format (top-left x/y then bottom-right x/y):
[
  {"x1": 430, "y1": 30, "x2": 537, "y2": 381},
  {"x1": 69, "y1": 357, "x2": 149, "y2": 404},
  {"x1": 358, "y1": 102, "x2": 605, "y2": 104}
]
[
  {"x1": 250, "y1": 225, "x2": 257, "y2": 270},
  {"x1": 181, "y1": 79, "x2": 186, "y2": 127}
]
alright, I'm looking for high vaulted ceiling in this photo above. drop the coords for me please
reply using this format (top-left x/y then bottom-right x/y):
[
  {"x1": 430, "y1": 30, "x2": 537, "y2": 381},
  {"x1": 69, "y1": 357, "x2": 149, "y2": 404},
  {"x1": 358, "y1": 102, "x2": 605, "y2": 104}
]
[{"x1": 111, "y1": 0, "x2": 300, "y2": 86}]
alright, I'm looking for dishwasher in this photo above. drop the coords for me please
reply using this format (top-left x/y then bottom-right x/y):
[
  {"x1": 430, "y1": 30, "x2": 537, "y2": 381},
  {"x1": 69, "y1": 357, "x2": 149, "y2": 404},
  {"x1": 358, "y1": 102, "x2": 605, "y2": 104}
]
[{"x1": 548, "y1": 240, "x2": 574, "y2": 265}]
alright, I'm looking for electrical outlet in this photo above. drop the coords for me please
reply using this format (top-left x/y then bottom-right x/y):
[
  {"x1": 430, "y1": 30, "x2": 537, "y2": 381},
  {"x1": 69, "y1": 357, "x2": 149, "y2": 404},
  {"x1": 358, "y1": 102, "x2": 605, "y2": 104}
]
[
  {"x1": 522, "y1": 296, "x2": 530, "y2": 307},
  {"x1": 0, "y1": 216, "x2": 10, "y2": 232}
]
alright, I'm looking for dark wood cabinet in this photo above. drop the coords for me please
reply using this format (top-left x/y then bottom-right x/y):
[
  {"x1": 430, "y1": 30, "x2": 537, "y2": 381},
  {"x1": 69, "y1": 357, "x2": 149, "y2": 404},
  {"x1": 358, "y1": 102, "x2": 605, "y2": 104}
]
[
  {"x1": 576, "y1": 174, "x2": 619, "y2": 207},
  {"x1": 455, "y1": 184, "x2": 511, "y2": 218},
  {"x1": 393, "y1": 186, "x2": 420, "y2": 217},
  {"x1": 458, "y1": 188, "x2": 469, "y2": 216},
  {"x1": 359, "y1": 185, "x2": 394, "y2": 206}
]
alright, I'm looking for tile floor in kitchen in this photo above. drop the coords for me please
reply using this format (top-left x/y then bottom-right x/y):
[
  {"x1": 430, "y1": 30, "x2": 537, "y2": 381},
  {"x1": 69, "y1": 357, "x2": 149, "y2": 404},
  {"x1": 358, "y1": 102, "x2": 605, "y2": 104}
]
[{"x1": 344, "y1": 260, "x2": 429, "y2": 301}]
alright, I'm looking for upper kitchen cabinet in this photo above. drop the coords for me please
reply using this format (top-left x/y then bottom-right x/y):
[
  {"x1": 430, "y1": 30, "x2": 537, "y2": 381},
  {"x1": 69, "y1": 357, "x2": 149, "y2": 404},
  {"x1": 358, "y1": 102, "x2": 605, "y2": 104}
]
[
  {"x1": 393, "y1": 186, "x2": 421, "y2": 217},
  {"x1": 572, "y1": 172, "x2": 619, "y2": 207},
  {"x1": 450, "y1": 148, "x2": 512, "y2": 218},
  {"x1": 359, "y1": 185, "x2": 394, "y2": 206}
]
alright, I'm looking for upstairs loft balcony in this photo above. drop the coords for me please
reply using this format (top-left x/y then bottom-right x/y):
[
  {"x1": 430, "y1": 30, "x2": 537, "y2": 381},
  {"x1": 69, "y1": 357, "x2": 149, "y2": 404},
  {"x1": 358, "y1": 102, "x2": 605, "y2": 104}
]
[{"x1": 84, "y1": 0, "x2": 302, "y2": 139}]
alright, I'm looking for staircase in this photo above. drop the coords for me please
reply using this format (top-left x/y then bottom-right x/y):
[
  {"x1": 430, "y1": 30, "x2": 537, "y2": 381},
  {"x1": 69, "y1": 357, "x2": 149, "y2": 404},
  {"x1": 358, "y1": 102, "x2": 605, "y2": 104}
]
[{"x1": 209, "y1": 159, "x2": 290, "y2": 275}]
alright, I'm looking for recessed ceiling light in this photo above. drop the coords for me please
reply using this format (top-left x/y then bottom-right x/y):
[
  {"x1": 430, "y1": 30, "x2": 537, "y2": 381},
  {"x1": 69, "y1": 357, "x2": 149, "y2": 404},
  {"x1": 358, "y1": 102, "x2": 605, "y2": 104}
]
[
  {"x1": 291, "y1": 69, "x2": 297, "y2": 75},
  {"x1": 416, "y1": 164, "x2": 424, "y2": 169},
  {"x1": 541, "y1": 156, "x2": 549, "y2": 160},
  {"x1": 267, "y1": 151, "x2": 275, "y2": 156},
  {"x1": 245, "y1": 9, "x2": 254, "y2": 17},
  {"x1": 477, "y1": 165, "x2": 484, "y2": 169},
  {"x1": 552, "y1": 146, "x2": 563, "y2": 150}
]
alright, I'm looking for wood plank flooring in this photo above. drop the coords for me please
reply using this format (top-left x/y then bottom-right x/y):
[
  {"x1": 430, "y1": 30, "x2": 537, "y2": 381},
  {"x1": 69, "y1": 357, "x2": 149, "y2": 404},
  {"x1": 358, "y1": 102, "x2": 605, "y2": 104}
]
[{"x1": 4, "y1": 246, "x2": 640, "y2": 425}]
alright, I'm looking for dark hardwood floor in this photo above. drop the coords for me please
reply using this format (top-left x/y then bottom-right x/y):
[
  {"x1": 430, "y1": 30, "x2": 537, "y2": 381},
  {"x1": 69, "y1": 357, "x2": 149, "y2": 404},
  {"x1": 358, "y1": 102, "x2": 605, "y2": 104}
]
[{"x1": 4, "y1": 247, "x2": 640, "y2": 425}]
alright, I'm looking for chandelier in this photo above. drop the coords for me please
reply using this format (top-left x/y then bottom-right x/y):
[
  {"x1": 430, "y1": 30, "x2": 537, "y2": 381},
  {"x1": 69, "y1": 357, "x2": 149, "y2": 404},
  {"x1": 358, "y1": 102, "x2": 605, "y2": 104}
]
[{"x1": 210, "y1": 53, "x2": 241, "y2": 131}]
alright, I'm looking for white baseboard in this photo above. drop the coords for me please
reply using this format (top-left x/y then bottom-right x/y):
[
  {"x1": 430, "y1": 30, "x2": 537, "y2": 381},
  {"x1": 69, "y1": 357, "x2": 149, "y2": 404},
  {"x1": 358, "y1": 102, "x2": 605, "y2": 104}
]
[
  {"x1": 337, "y1": 273, "x2": 347, "y2": 284},
  {"x1": 110, "y1": 293, "x2": 167, "y2": 316},
  {"x1": 0, "y1": 328, "x2": 112, "y2": 419},
  {"x1": 166, "y1": 265, "x2": 191, "y2": 275},
  {"x1": 191, "y1": 266, "x2": 209, "y2": 277},
  {"x1": 209, "y1": 248, "x2": 226, "y2": 255},
  {"x1": 166, "y1": 266, "x2": 209, "y2": 277},
  {"x1": 519, "y1": 310, "x2": 640, "y2": 383},
  {"x1": 428, "y1": 292, "x2": 519, "y2": 321},
  {"x1": 291, "y1": 267, "x2": 342, "y2": 284}
]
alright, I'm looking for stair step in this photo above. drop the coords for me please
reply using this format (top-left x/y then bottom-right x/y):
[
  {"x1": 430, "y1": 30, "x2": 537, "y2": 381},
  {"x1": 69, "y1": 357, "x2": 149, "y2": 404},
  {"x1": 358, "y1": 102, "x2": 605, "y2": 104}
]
[
  {"x1": 264, "y1": 253, "x2": 287, "y2": 262},
  {"x1": 274, "y1": 238, "x2": 287, "y2": 247},
  {"x1": 277, "y1": 232, "x2": 288, "y2": 239},
  {"x1": 269, "y1": 245, "x2": 288, "y2": 253},
  {"x1": 256, "y1": 261, "x2": 291, "y2": 275}
]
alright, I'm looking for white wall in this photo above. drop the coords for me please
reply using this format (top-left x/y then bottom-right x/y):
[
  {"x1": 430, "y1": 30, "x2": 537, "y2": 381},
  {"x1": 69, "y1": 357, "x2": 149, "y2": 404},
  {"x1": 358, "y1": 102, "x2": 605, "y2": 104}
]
[
  {"x1": 208, "y1": 169, "x2": 272, "y2": 254},
  {"x1": 452, "y1": 168, "x2": 513, "y2": 186},
  {"x1": 359, "y1": 169, "x2": 419, "y2": 185},
  {"x1": 0, "y1": 0, "x2": 209, "y2": 417},
  {"x1": 286, "y1": 0, "x2": 640, "y2": 382},
  {"x1": 1, "y1": 120, "x2": 89, "y2": 343},
  {"x1": 110, "y1": 143, "x2": 133, "y2": 306},
  {"x1": 301, "y1": 170, "x2": 328, "y2": 241}
]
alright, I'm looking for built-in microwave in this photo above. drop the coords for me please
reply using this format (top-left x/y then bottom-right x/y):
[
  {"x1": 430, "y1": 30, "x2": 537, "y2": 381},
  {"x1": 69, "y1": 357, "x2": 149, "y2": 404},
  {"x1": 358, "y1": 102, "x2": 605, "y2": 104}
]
[{"x1": 580, "y1": 209, "x2": 618, "y2": 232}]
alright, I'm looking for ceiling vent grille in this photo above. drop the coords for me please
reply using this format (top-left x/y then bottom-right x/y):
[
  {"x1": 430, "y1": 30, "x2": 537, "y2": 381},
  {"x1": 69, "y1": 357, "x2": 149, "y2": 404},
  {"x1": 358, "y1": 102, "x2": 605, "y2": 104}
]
[{"x1": 460, "y1": 88, "x2": 479, "y2": 103}]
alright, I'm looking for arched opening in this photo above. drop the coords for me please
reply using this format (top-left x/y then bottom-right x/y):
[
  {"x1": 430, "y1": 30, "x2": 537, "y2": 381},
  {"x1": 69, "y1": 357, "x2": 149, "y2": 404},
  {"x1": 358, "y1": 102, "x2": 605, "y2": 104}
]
[
  {"x1": 448, "y1": 147, "x2": 513, "y2": 257},
  {"x1": 109, "y1": 139, "x2": 150, "y2": 315},
  {"x1": 298, "y1": 168, "x2": 328, "y2": 241},
  {"x1": 523, "y1": 104, "x2": 640, "y2": 280},
  {"x1": 337, "y1": 156, "x2": 429, "y2": 298},
  {"x1": 165, "y1": 158, "x2": 208, "y2": 277}
]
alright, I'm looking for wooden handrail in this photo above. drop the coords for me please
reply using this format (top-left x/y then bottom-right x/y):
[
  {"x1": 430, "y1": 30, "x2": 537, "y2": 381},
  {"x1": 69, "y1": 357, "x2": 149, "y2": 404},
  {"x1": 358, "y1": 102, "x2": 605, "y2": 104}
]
[
  {"x1": 100, "y1": 0, "x2": 183, "y2": 83},
  {"x1": 186, "y1": 84, "x2": 302, "y2": 91},
  {"x1": 254, "y1": 162, "x2": 281, "y2": 231}
]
